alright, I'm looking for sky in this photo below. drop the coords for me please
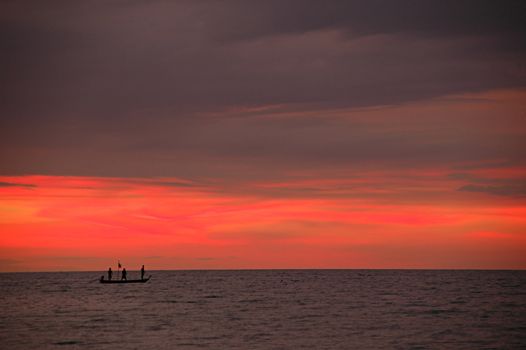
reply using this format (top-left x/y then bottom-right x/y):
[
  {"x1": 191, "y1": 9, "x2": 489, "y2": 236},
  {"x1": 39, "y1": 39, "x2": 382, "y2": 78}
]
[{"x1": 1, "y1": 0, "x2": 525, "y2": 271}]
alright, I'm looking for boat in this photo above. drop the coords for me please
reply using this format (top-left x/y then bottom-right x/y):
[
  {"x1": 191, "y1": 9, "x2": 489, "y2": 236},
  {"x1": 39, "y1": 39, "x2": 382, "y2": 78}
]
[{"x1": 99, "y1": 275, "x2": 151, "y2": 284}]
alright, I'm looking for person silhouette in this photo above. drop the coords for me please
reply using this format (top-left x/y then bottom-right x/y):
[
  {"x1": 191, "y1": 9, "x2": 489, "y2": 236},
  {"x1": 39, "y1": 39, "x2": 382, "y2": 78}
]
[
  {"x1": 108, "y1": 267, "x2": 113, "y2": 280},
  {"x1": 121, "y1": 268, "x2": 127, "y2": 281},
  {"x1": 141, "y1": 265, "x2": 145, "y2": 280}
]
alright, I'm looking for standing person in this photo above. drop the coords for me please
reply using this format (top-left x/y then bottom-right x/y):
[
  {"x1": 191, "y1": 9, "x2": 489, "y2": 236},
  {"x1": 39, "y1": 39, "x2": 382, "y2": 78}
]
[
  {"x1": 141, "y1": 265, "x2": 145, "y2": 280},
  {"x1": 121, "y1": 268, "x2": 127, "y2": 281},
  {"x1": 108, "y1": 267, "x2": 113, "y2": 280}
]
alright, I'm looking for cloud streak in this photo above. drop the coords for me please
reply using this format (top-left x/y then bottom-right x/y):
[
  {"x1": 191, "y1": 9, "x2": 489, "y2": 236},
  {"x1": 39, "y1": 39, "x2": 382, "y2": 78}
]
[
  {"x1": 458, "y1": 184, "x2": 526, "y2": 197},
  {"x1": 0, "y1": 181, "x2": 35, "y2": 188}
]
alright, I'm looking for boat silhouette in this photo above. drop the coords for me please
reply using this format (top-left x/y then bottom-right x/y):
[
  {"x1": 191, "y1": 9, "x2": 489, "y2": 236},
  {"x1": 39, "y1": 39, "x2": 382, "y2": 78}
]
[{"x1": 99, "y1": 275, "x2": 151, "y2": 284}]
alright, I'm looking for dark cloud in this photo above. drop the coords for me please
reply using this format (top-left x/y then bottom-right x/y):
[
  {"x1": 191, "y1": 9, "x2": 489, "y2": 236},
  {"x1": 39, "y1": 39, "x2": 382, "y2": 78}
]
[
  {"x1": 1, "y1": 0, "x2": 524, "y2": 118},
  {"x1": 152, "y1": 181, "x2": 195, "y2": 188},
  {"x1": 449, "y1": 173, "x2": 526, "y2": 185},
  {"x1": 458, "y1": 184, "x2": 526, "y2": 197},
  {"x1": 452, "y1": 171, "x2": 526, "y2": 197},
  {"x1": 0, "y1": 181, "x2": 36, "y2": 188},
  {"x1": 1, "y1": 1, "x2": 525, "y2": 177},
  {"x1": 198, "y1": 0, "x2": 526, "y2": 43}
]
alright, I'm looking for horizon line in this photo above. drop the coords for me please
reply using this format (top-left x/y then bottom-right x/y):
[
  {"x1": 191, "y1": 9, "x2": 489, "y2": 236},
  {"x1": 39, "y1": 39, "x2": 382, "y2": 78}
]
[{"x1": 2, "y1": 267, "x2": 525, "y2": 274}]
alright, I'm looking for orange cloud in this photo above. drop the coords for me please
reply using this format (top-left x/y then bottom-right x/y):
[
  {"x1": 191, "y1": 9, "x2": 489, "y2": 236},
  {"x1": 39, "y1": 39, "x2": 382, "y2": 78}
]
[{"x1": 1, "y1": 172, "x2": 525, "y2": 271}]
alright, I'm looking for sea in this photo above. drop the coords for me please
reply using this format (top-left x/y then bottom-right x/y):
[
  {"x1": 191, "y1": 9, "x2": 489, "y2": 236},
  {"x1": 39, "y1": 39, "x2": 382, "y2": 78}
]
[{"x1": 0, "y1": 270, "x2": 525, "y2": 349}]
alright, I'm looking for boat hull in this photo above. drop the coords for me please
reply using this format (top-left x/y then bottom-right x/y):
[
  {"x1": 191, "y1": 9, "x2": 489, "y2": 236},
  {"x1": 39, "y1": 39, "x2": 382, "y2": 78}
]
[{"x1": 99, "y1": 276, "x2": 151, "y2": 284}]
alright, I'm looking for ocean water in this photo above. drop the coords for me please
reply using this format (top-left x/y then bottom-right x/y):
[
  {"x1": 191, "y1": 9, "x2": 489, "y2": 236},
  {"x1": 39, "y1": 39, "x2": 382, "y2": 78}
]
[{"x1": 0, "y1": 270, "x2": 525, "y2": 349}]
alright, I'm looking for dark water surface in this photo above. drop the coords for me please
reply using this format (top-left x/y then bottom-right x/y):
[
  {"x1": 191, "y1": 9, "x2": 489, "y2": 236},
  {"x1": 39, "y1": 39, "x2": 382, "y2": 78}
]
[{"x1": 0, "y1": 270, "x2": 525, "y2": 349}]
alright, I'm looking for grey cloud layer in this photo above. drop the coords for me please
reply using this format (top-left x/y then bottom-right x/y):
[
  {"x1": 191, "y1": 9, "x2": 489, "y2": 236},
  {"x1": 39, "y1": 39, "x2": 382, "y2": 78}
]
[
  {"x1": 1, "y1": 1, "x2": 525, "y2": 177},
  {"x1": 2, "y1": 0, "x2": 525, "y2": 116}
]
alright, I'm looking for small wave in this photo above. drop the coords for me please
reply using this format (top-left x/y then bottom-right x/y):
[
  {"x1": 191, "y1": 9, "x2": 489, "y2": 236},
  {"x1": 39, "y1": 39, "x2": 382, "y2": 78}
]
[
  {"x1": 54, "y1": 340, "x2": 81, "y2": 345},
  {"x1": 163, "y1": 299, "x2": 178, "y2": 303},
  {"x1": 239, "y1": 298, "x2": 263, "y2": 303},
  {"x1": 450, "y1": 299, "x2": 466, "y2": 304},
  {"x1": 425, "y1": 308, "x2": 458, "y2": 315}
]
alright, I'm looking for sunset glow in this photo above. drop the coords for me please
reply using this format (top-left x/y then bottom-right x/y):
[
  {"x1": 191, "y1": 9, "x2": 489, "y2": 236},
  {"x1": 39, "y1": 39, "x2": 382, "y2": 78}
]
[
  {"x1": 2, "y1": 164, "x2": 525, "y2": 271},
  {"x1": 1, "y1": 1, "x2": 525, "y2": 272}
]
